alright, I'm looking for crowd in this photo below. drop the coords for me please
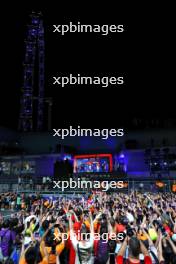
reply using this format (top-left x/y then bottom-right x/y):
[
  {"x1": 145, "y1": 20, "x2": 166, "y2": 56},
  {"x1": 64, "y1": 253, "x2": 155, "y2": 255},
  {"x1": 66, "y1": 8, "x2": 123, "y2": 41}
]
[{"x1": 0, "y1": 191, "x2": 176, "y2": 264}]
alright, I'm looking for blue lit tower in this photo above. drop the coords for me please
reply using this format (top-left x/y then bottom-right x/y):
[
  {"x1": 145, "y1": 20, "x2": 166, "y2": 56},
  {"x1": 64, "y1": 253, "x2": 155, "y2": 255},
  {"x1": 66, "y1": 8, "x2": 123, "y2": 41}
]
[
  {"x1": 37, "y1": 16, "x2": 45, "y2": 131},
  {"x1": 18, "y1": 12, "x2": 45, "y2": 131}
]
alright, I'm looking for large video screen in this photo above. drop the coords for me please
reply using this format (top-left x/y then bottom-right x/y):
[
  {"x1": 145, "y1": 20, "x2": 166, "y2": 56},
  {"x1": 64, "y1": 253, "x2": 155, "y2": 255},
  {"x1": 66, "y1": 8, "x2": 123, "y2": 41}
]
[{"x1": 73, "y1": 154, "x2": 113, "y2": 173}]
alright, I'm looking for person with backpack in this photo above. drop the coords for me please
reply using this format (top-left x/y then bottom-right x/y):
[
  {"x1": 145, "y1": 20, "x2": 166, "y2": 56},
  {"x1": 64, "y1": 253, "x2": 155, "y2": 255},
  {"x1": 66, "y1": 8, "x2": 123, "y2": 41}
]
[{"x1": 70, "y1": 211, "x2": 94, "y2": 264}]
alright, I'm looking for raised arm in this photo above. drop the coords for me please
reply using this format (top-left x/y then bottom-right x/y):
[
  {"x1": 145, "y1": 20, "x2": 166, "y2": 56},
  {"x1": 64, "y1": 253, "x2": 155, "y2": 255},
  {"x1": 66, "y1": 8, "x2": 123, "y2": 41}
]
[
  {"x1": 140, "y1": 240, "x2": 150, "y2": 257},
  {"x1": 117, "y1": 236, "x2": 128, "y2": 257},
  {"x1": 158, "y1": 233, "x2": 165, "y2": 263},
  {"x1": 56, "y1": 254, "x2": 60, "y2": 264},
  {"x1": 166, "y1": 234, "x2": 176, "y2": 254},
  {"x1": 89, "y1": 211, "x2": 94, "y2": 235}
]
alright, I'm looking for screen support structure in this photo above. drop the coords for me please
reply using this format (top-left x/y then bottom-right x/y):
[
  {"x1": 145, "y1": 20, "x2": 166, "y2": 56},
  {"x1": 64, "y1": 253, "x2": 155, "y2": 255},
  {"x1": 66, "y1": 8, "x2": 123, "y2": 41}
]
[{"x1": 18, "y1": 12, "x2": 45, "y2": 132}]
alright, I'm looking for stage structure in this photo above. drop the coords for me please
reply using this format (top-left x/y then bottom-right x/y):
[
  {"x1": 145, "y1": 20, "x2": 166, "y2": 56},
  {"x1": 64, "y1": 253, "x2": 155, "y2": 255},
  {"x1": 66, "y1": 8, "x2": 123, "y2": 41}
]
[{"x1": 18, "y1": 12, "x2": 45, "y2": 131}]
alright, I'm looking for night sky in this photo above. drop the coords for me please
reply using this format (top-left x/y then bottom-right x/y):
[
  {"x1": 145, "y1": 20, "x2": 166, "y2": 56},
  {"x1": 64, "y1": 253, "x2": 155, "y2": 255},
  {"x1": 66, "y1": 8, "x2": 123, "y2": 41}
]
[{"x1": 0, "y1": 2, "x2": 175, "y2": 130}]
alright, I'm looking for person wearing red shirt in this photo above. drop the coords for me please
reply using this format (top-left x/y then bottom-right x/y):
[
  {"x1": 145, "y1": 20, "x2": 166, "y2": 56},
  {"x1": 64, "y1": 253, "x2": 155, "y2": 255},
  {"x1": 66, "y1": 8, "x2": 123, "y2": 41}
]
[{"x1": 116, "y1": 236, "x2": 152, "y2": 264}]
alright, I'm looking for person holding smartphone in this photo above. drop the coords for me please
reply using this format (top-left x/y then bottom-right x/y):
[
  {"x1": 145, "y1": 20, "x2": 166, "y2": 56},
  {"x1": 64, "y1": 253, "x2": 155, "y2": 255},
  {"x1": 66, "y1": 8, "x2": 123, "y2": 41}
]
[{"x1": 116, "y1": 236, "x2": 152, "y2": 264}]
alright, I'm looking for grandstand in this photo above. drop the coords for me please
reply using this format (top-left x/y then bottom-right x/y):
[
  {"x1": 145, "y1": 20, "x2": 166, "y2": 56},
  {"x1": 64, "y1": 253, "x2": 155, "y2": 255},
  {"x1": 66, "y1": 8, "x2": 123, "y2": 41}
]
[{"x1": 0, "y1": 127, "x2": 176, "y2": 193}]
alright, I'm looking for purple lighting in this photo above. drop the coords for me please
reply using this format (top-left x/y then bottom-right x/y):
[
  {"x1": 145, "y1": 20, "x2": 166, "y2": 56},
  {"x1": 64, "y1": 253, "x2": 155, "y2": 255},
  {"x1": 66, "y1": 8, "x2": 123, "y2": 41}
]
[{"x1": 119, "y1": 153, "x2": 125, "y2": 159}]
